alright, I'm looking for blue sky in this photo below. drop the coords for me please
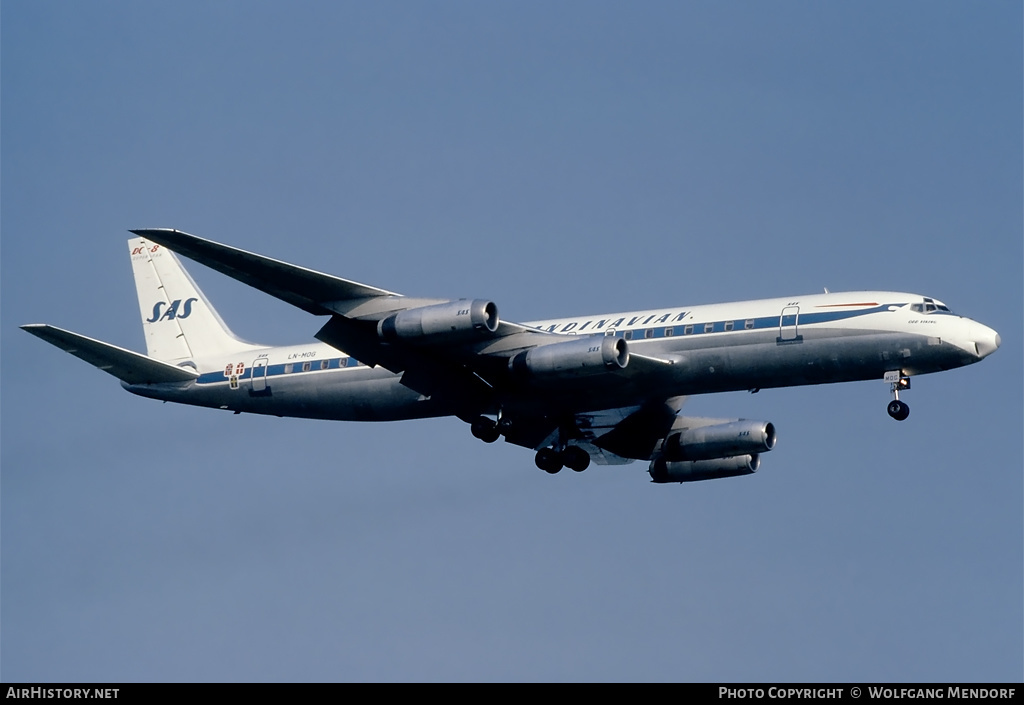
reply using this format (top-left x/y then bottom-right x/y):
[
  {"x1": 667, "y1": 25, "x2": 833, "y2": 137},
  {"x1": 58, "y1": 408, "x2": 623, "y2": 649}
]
[{"x1": 3, "y1": 1, "x2": 1021, "y2": 682}]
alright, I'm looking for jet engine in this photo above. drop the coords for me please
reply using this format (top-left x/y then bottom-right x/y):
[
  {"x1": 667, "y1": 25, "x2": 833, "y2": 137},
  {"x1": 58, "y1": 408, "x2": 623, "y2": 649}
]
[
  {"x1": 378, "y1": 299, "x2": 499, "y2": 344},
  {"x1": 646, "y1": 418, "x2": 776, "y2": 483},
  {"x1": 648, "y1": 454, "x2": 760, "y2": 483},
  {"x1": 509, "y1": 336, "x2": 629, "y2": 379},
  {"x1": 660, "y1": 420, "x2": 776, "y2": 461}
]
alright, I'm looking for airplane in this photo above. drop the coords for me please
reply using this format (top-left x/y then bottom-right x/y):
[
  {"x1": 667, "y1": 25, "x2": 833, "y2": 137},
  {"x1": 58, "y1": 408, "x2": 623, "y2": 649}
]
[{"x1": 22, "y1": 229, "x2": 1001, "y2": 483}]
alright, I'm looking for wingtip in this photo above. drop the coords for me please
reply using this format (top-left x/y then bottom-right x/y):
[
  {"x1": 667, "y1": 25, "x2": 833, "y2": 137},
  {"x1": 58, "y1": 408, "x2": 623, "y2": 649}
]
[{"x1": 129, "y1": 227, "x2": 178, "y2": 236}]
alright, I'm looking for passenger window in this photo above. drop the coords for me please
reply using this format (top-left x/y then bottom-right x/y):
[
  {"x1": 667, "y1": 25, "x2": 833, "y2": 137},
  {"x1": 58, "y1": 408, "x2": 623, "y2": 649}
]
[
  {"x1": 623, "y1": 330, "x2": 633, "y2": 340},
  {"x1": 665, "y1": 327, "x2": 674, "y2": 337},
  {"x1": 302, "y1": 362, "x2": 311, "y2": 372},
  {"x1": 645, "y1": 329, "x2": 654, "y2": 339},
  {"x1": 704, "y1": 322, "x2": 714, "y2": 333},
  {"x1": 745, "y1": 319, "x2": 755, "y2": 330},
  {"x1": 321, "y1": 360, "x2": 330, "y2": 370},
  {"x1": 284, "y1": 364, "x2": 294, "y2": 374},
  {"x1": 683, "y1": 325, "x2": 693, "y2": 335},
  {"x1": 724, "y1": 321, "x2": 734, "y2": 331}
]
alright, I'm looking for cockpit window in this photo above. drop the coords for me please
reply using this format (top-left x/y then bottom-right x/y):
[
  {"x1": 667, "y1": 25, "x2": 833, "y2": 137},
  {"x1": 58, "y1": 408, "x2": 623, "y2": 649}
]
[{"x1": 911, "y1": 299, "x2": 953, "y2": 314}]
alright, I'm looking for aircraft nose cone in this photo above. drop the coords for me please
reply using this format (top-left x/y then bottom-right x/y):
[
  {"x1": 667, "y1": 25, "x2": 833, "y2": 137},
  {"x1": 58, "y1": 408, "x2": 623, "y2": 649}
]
[{"x1": 970, "y1": 322, "x2": 1000, "y2": 359}]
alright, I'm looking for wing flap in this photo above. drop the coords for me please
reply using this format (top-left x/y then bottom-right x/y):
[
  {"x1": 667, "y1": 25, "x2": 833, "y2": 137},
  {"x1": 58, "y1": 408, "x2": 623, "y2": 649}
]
[
  {"x1": 314, "y1": 315, "x2": 398, "y2": 371},
  {"x1": 581, "y1": 396, "x2": 688, "y2": 460},
  {"x1": 21, "y1": 324, "x2": 199, "y2": 385}
]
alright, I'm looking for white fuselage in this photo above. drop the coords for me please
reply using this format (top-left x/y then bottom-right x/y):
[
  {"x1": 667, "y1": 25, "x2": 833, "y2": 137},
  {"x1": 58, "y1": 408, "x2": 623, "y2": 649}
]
[{"x1": 125, "y1": 291, "x2": 999, "y2": 422}]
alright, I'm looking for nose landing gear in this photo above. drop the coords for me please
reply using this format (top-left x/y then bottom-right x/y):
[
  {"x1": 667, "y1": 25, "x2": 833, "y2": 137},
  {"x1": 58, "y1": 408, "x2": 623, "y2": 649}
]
[
  {"x1": 885, "y1": 371, "x2": 911, "y2": 421},
  {"x1": 887, "y1": 399, "x2": 910, "y2": 421}
]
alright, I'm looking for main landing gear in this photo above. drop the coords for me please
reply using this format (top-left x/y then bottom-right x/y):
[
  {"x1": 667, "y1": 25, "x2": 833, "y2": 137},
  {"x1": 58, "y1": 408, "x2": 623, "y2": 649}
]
[
  {"x1": 470, "y1": 415, "x2": 501, "y2": 443},
  {"x1": 885, "y1": 371, "x2": 911, "y2": 421},
  {"x1": 469, "y1": 414, "x2": 593, "y2": 474},
  {"x1": 534, "y1": 445, "x2": 591, "y2": 474}
]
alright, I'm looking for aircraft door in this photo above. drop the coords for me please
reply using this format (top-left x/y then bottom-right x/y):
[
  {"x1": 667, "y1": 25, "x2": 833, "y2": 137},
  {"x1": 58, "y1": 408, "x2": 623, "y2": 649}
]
[
  {"x1": 777, "y1": 306, "x2": 803, "y2": 344},
  {"x1": 251, "y1": 358, "x2": 268, "y2": 393}
]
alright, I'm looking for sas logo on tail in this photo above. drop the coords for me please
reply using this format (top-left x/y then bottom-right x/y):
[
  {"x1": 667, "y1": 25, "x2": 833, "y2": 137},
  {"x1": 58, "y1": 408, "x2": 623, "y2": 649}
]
[{"x1": 147, "y1": 298, "x2": 199, "y2": 323}]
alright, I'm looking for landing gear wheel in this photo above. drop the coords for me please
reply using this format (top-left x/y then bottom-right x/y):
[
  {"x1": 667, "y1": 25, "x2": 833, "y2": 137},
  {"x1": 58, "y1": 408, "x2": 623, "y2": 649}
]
[
  {"x1": 561, "y1": 446, "x2": 591, "y2": 472},
  {"x1": 887, "y1": 400, "x2": 910, "y2": 421},
  {"x1": 535, "y1": 448, "x2": 563, "y2": 474},
  {"x1": 886, "y1": 372, "x2": 912, "y2": 421},
  {"x1": 470, "y1": 416, "x2": 501, "y2": 443}
]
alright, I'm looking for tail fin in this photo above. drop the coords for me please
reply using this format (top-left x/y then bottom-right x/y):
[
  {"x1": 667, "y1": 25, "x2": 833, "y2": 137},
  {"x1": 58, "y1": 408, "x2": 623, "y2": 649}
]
[{"x1": 130, "y1": 236, "x2": 263, "y2": 362}]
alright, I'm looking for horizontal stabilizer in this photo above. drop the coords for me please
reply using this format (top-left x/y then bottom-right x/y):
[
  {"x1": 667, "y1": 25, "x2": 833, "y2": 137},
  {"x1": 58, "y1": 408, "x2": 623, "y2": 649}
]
[
  {"x1": 21, "y1": 324, "x2": 199, "y2": 385},
  {"x1": 130, "y1": 228, "x2": 398, "y2": 315}
]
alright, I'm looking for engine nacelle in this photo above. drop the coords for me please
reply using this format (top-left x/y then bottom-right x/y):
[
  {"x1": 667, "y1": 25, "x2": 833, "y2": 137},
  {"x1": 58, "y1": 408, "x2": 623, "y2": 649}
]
[
  {"x1": 661, "y1": 420, "x2": 776, "y2": 462},
  {"x1": 378, "y1": 299, "x2": 499, "y2": 344},
  {"x1": 509, "y1": 336, "x2": 628, "y2": 379},
  {"x1": 648, "y1": 454, "x2": 760, "y2": 484}
]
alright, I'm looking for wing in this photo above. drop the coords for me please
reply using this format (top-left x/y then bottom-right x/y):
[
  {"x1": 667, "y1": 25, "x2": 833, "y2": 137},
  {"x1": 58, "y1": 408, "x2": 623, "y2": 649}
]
[
  {"x1": 500, "y1": 396, "x2": 689, "y2": 462},
  {"x1": 130, "y1": 228, "x2": 400, "y2": 315},
  {"x1": 130, "y1": 229, "x2": 680, "y2": 416},
  {"x1": 21, "y1": 324, "x2": 199, "y2": 385}
]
